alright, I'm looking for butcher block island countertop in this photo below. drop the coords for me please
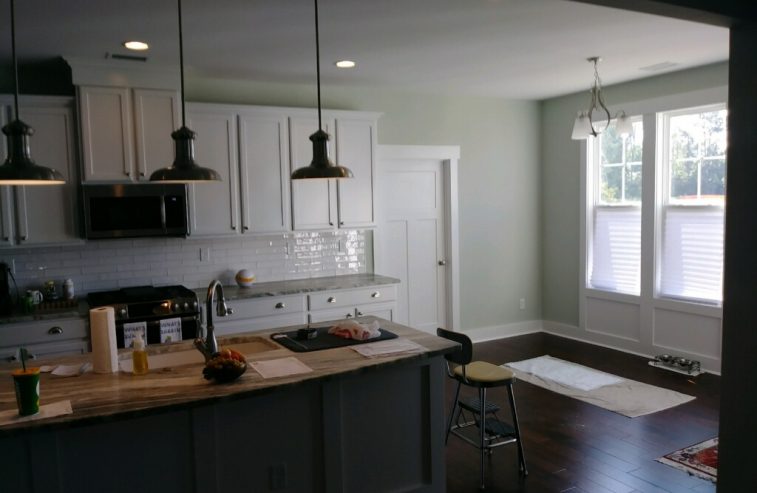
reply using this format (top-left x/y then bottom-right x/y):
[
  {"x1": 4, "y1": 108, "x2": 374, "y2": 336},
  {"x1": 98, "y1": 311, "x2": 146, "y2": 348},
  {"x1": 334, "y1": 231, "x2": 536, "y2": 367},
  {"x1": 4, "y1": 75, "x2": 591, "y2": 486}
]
[{"x1": 1, "y1": 317, "x2": 456, "y2": 492}]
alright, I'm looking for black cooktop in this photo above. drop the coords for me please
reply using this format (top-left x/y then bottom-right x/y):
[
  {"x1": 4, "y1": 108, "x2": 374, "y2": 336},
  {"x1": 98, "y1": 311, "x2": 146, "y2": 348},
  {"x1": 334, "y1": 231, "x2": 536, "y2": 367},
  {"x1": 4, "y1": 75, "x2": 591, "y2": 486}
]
[{"x1": 87, "y1": 285, "x2": 197, "y2": 307}]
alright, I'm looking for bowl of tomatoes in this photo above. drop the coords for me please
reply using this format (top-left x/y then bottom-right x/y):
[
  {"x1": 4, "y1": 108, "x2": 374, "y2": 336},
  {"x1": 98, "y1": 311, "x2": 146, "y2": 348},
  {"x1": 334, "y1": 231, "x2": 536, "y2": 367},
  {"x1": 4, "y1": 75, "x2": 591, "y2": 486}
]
[{"x1": 203, "y1": 348, "x2": 247, "y2": 383}]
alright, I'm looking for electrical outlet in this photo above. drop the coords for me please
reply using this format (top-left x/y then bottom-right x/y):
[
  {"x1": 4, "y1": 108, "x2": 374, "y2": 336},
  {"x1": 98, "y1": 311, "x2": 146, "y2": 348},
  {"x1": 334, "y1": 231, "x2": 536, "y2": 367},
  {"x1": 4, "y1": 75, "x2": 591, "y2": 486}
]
[
  {"x1": 519, "y1": 298, "x2": 526, "y2": 310},
  {"x1": 199, "y1": 247, "x2": 211, "y2": 262},
  {"x1": 269, "y1": 463, "x2": 287, "y2": 491}
]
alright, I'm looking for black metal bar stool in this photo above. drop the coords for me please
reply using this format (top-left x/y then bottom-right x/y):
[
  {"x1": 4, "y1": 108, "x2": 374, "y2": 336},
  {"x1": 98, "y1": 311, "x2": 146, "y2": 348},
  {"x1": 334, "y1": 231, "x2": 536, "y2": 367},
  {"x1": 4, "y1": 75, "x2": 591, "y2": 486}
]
[{"x1": 437, "y1": 328, "x2": 527, "y2": 489}]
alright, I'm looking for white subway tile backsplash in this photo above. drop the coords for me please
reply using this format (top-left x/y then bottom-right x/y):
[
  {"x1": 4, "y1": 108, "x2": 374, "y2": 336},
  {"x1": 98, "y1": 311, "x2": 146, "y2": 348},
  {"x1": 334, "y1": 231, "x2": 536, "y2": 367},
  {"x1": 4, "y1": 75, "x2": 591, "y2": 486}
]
[{"x1": 7, "y1": 230, "x2": 367, "y2": 294}]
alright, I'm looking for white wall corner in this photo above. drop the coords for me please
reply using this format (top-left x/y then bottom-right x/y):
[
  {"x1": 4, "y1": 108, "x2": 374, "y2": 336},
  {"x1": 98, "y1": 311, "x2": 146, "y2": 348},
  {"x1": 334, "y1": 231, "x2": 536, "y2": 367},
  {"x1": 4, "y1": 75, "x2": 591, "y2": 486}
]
[{"x1": 464, "y1": 320, "x2": 543, "y2": 343}]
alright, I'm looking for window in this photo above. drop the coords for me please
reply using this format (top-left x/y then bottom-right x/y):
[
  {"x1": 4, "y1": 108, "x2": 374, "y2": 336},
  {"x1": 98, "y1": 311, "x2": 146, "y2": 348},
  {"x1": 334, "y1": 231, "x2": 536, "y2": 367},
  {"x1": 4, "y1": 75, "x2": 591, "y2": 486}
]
[
  {"x1": 588, "y1": 120, "x2": 643, "y2": 295},
  {"x1": 659, "y1": 106, "x2": 727, "y2": 303}
]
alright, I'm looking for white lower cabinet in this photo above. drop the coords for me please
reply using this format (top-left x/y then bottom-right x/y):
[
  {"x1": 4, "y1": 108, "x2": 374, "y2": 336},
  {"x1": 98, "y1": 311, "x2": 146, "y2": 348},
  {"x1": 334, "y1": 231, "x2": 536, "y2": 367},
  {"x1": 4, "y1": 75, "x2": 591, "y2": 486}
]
[
  {"x1": 213, "y1": 294, "x2": 307, "y2": 336},
  {"x1": 214, "y1": 285, "x2": 398, "y2": 335},
  {"x1": 0, "y1": 317, "x2": 89, "y2": 362},
  {"x1": 307, "y1": 285, "x2": 397, "y2": 324}
]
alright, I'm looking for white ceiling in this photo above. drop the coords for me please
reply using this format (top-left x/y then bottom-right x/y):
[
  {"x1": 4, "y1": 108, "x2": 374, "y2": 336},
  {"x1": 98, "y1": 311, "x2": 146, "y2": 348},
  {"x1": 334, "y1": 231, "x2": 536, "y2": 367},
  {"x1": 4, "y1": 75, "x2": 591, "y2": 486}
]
[{"x1": 0, "y1": 0, "x2": 729, "y2": 100}]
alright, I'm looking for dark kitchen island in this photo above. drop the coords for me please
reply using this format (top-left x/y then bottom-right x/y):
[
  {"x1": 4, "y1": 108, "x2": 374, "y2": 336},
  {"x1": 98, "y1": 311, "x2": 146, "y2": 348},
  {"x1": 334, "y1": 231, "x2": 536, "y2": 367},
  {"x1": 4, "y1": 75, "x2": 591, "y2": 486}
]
[{"x1": 0, "y1": 317, "x2": 456, "y2": 493}]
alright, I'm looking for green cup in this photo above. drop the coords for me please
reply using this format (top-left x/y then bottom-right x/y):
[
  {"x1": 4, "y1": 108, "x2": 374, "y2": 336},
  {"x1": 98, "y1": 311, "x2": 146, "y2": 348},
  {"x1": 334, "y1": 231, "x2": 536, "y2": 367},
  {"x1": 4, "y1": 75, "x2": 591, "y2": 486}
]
[{"x1": 12, "y1": 368, "x2": 40, "y2": 416}]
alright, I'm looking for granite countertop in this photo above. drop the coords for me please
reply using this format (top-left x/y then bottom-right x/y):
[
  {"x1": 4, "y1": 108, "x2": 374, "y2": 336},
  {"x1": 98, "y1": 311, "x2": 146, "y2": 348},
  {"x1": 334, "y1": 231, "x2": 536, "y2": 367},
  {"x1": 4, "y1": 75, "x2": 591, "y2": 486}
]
[
  {"x1": 0, "y1": 274, "x2": 400, "y2": 325},
  {"x1": 0, "y1": 300, "x2": 89, "y2": 325},
  {"x1": 202, "y1": 273, "x2": 400, "y2": 301},
  {"x1": 0, "y1": 317, "x2": 455, "y2": 435}
]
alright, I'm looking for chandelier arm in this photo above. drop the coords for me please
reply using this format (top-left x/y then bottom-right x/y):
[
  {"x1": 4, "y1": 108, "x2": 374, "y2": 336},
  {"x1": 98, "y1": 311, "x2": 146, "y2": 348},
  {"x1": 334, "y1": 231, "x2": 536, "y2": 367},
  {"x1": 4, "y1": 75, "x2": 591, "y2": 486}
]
[{"x1": 595, "y1": 86, "x2": 612, "y2": 135}]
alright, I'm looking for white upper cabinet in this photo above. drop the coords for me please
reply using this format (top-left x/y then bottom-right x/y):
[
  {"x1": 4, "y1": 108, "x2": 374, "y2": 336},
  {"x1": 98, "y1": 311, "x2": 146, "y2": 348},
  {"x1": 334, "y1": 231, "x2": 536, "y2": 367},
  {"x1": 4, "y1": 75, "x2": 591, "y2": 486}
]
[
  {"x1": 132, "y1": 89, "x2": 180, "y2": 179},
  {"x1": 238, "y1": 109, "x2": 291, "y2": 234},
  {"x1": 289, "y1": 112, "x2": 378, "y2": 231},
  {"x1": 335, "y1": 118, "x2": 376, "y2": 228},
  {"x1": 185, "y1": 105, "x2": 240, "y2": 237},
  {"x1": 78, "y1": 86, "x2": 179, "y2": 182},
  {"x1": 0, "y1": 97, "x2": 80, "y2": 246}
]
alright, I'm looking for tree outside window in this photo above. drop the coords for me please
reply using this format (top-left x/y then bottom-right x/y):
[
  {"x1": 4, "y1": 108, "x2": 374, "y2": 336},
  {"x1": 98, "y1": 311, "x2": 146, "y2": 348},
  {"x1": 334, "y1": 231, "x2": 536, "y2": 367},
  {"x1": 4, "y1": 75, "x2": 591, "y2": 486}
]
[{"x1": 599, "y1": 122, "x2": 643, "y2": 205}]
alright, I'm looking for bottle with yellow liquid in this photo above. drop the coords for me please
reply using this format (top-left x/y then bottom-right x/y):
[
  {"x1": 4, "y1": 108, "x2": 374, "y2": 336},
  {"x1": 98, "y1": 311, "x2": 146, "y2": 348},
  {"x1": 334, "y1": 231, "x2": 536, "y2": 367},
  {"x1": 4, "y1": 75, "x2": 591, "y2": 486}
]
[{"x1": 132, "y1": 333, "x2": 149, "y2": 375}]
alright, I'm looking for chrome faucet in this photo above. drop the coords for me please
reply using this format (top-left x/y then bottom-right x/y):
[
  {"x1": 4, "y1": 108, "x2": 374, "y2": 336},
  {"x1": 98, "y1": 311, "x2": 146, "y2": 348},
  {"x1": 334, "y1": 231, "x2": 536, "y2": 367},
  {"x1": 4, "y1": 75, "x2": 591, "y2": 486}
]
[{"x1": 195, "y1": 280, "x2": 233, "y2": 360}]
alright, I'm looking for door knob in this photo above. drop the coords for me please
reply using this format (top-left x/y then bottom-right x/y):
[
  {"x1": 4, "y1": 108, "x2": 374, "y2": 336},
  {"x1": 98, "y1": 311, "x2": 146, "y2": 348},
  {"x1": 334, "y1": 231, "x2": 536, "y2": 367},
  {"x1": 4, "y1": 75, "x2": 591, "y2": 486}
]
[{"x1": 438, "y1": 260, "x2": 447, "y2": 266}]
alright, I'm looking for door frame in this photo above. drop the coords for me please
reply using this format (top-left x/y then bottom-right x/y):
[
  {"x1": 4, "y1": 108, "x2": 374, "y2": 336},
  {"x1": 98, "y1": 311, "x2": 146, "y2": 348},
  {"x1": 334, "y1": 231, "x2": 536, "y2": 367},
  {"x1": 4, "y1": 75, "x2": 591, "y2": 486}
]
[{"x1": 375, "y1": 144, "x2": 461, "y2": 331}]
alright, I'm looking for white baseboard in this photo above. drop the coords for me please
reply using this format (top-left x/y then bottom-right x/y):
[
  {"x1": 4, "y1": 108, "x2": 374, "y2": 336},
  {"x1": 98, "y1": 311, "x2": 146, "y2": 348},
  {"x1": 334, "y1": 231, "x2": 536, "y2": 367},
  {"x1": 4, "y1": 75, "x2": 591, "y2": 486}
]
[
  {"x1": 542, "y1": 320, "x2": 721, "y2": 375},
  {"x1": 463, "y1": 320, "x2": 543, "y2": 343}
]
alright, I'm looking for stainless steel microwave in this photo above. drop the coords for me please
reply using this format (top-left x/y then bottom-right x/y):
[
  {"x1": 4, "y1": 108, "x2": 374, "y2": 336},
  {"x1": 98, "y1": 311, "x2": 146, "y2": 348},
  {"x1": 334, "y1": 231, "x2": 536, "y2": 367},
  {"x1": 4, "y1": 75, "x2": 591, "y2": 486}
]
[{"x1": 81, "y1": 184, "x2": 189, "y2": 239}]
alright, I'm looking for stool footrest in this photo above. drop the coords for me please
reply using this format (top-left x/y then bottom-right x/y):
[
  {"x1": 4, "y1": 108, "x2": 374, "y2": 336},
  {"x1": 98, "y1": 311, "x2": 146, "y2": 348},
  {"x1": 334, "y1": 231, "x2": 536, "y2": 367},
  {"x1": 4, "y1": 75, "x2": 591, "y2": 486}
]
[
  {"x1": 459, "y1": 397, "x2": 500, "y2": 414},
  {"x1": 483, "y1": 417, "x2": 516, "y2": 439}
]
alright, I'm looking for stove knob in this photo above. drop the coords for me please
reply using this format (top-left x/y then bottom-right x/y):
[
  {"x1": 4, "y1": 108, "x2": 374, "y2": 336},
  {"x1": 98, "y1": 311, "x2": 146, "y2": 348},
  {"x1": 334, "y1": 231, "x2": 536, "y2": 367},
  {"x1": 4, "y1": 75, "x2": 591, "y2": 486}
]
[
  {"x1": 193, "y1": 301, "x2": 198, "y2": 311},
  {"x1": 118, "y1": 308, "x2": 127, "y2": 319},
  {"x1": 183, "y1": 302, "x2": 190, "y2": 311},
  {"x1": 172, "y1": 303, "x2": 181, "y2": 313}
]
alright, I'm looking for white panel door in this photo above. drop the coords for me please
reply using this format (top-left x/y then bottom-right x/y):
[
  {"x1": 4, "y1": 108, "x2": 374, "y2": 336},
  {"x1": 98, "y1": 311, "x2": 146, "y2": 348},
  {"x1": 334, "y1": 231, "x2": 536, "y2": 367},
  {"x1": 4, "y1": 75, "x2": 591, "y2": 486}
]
[
  {"x1": 78, "y1": 86, "x2": 134, "y2": 182},
  {"x1": 335, "y1": 118, "x2": 375, "y2": 228},
  {"x1": 14, "y1": 104, "x2": 79, "y2": 245},
  {"x1": 238, "y1": 111, "x2": 291, "y2": 233},
  {"x1": 289, "y1": 116, "x2": 336, "y2": 230},
  {"x1": 186, "y1": 108, "x2": 240, "y2": 236},
  {"x1": 377, "y1": 159, "x2": 446, "y2": 333},
  {"x1": 132, "y1": 89, "x2": 180, "y2": 180}
]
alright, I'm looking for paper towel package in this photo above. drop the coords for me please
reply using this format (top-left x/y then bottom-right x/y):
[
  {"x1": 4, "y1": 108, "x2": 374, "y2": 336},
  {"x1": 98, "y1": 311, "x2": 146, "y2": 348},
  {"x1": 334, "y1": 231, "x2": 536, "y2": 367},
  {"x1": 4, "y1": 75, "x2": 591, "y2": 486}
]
[{"x1": 89, "y1": 306, "x2": 119, "y2": 373}]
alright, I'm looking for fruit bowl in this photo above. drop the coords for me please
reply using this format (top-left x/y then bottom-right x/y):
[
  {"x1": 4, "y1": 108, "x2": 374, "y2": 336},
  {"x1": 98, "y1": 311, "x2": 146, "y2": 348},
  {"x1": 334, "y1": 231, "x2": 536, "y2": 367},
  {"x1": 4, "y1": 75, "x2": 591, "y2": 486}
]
[{"x1": 203, "y1": 348, "x2": 247, "y2": 383}]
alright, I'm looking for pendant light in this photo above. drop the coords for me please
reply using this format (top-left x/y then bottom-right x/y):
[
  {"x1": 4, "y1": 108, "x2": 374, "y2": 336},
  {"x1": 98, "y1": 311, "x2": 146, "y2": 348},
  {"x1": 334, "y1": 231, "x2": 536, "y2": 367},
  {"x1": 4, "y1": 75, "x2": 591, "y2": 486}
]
[
  {"x1": 291, "y1": 0, "x2": 353, "y2": 180},
  {"x1": 0, "y1": 0, "x2": 65, "y2": 185},
  {"x1": 571, "y1": 57, "x2": 631, "y2": 140},
  {"x1": 150, "y1": 0, "x2": 220, "y2": 183}
]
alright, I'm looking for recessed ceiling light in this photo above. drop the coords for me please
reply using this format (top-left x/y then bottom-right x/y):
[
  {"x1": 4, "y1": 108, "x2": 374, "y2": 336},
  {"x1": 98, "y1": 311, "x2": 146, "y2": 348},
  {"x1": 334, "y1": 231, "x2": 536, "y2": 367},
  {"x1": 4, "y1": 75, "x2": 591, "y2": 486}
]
[
  {"x1": 335, "y1": 60, "x2": 356, "y2": 68},
  {"x1": 123, "y1": 41, "x2": 149, "y2": 51}
]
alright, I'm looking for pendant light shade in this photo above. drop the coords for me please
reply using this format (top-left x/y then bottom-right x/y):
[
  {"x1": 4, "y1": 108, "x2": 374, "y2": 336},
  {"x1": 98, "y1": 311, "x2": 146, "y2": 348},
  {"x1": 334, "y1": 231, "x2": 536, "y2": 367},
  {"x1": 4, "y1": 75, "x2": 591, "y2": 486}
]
[
  {"x1": 291, "y1": 0, "x2": 353, "y2": 180},
  {"x1": 291, "y1": 130, "x2": 353, "y2": 179},
  {"x1": 0, "y1": 0, "x2": 65, "y2": 185},
  {"x1": 571, "y1": 57, "x2": 628, "y2": 141},
  {"x1": 150, "y1": 0, "x2": 220, "y2": 183}
]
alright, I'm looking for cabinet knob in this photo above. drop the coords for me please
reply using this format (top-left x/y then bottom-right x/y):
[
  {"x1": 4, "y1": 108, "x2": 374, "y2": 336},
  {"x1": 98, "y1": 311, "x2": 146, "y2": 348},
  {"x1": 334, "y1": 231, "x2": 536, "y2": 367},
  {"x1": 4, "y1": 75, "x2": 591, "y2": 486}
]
[
  {"x1": 438, "y1": 260, "x2": 447, "y2": 266},
  {"x1": 125, "y1": 171, "x2": 131, "y2": 177},
  {"x1": 48, "y1": 326, "x2": 63, "y2": 335},
  {"x1": 329, "y1": 221, "x2": 334, "y2": 226},
  {"x1": 339, "y1": 221, "x2": 344, "y2": 226},
  {"x1": 275, "y1": 302, "x2": 285, "y2": 309},
  {"x1": 327, "y1": 297, "x2": 336, "y2": 303},
  {"x1": 20, "y1": 235, "x2": 27, "y2": 241},
  {"x1": 371, "y1": 291, "x2": 380, "y2": 298},
  {"x1": 345, "y1": 313, "x2": 353, "y2": 318},
  {"x1": 356, "y1": 311, "x2": 363, "y2": 317},
  {"x1": 243, "y1": 226, "x2": 249, "y2": 231},
  {"x1": 231, "y1": 225, "x2": 237, "y2": 230}
]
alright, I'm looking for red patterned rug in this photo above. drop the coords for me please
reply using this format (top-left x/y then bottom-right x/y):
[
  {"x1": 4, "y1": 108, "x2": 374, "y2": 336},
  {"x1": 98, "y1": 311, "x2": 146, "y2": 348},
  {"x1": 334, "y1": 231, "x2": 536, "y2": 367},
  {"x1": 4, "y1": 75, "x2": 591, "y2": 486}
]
[{"x1": 657, "y1": 437, "x2": 718, "y2": 483}]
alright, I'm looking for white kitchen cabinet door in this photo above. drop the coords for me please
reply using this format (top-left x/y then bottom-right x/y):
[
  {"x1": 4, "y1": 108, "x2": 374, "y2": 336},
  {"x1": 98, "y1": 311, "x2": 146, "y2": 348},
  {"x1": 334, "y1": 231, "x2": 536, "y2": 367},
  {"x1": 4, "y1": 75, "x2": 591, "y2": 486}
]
[
  {"x1": 78, "y1": 86, "x2": 134, "y2": 182},
  {"x1": 132, "y1": 89, "x2": 180, "y2": 180},
  {"x1": 13, "y1": 103, "x2": 79, "y2": 245},
  {"x1": 335, "y1": 118, "x2": 376, "y2": 228},
  {"x1": 186, "y1": 107, "x2": 240, "y2": 237},
  {"x1": 238, "y1": 111, "x2": 291, "y2": 233},
  {"x1": 289, "y1": 115, "x2": 337, "y2": 230},
  {"x1": 0, "y1": 99, "x2": 79, "y2": 246}
]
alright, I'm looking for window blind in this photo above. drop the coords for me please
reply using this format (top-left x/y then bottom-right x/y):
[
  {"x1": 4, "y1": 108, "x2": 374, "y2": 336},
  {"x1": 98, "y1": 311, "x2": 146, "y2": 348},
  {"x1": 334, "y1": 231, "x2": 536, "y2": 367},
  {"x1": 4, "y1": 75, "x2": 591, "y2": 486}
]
[
  {"x1": 590, "y1": 207, "x2": 641, "y2": 295},
  {"x1": 660, "y1": 207, "x2": 724, "y2": 303}
]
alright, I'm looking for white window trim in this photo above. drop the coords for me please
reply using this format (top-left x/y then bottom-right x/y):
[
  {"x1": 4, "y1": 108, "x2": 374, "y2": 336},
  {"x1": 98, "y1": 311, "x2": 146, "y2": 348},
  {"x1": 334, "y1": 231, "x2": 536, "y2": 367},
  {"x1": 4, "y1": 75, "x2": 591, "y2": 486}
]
[{"x1": 578, "y1": 87, "x2": 727, "y2": 335}]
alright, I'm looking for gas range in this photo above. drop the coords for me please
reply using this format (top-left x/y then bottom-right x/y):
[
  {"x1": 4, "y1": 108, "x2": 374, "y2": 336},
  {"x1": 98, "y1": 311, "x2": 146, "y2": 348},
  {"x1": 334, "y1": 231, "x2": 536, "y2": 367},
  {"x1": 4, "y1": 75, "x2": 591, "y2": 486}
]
[
  {"x1": 87, "y1": 285, "x2": 199, "y2": 322},
  {"x1": 87, "y1": 285, "x2": 200, "y2": 348}
]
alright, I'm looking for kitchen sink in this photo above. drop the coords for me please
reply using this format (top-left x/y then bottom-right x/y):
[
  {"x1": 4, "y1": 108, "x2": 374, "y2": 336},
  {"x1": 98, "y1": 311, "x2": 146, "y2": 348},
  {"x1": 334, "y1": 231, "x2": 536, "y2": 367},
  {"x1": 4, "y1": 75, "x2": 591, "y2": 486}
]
[{"x1": 119, "y1": 336, "x2": 280, "y2": 372}]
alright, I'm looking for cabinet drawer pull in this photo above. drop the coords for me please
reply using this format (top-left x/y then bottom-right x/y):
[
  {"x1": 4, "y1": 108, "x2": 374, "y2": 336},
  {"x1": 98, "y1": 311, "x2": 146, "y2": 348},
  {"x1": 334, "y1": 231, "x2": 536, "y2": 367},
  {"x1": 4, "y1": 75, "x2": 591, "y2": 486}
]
[
  {"x1": 339, "y1": 221, "x2": 344, "y2": 226},
  {"x1": 231, "y1": 225, "x2": 237, "y2": 230},
  {"x1": 371, "y1": 291, "x2": 380, "y2": 298},
  {"x1": 329, "y1": 221, "x2": 334, "y2": 226},
  {"x1": 345, "y1": 313, "x2": 353, "y2": 318},
  {"x1": 275, "y1": 302, "x2": 285, "y2": 309},
  {"x1": 356, "y1": 311, "x2": 363, "y2": 316},
  {"x1": 243, "y1": 226, "x2": 249, "y2": 231},
  {"x1": 327, "y1": 297, "x2": 336, "y2": 303},
  {"x1": 48, "y1": 326, "x2": 63, "y2": 335}
]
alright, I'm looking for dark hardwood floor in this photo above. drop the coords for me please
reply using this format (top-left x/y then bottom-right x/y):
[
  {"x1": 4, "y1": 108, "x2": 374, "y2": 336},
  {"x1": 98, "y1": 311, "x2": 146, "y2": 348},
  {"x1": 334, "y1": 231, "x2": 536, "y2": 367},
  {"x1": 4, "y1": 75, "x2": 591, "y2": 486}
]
[{"x1": 443, "y1": 332, "x2": 720, "y2": 493}]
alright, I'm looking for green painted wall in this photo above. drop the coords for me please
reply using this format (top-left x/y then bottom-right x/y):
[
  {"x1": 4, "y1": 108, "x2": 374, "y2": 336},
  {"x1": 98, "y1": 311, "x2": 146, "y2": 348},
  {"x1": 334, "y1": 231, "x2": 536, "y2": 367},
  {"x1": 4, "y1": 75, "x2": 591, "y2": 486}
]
[
  {"x1": 187, "y1": 77, "x2": 542, "y2": 332},
  {"x1": 540, "y1": 62, "x2": 729, "y2": 326}
]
